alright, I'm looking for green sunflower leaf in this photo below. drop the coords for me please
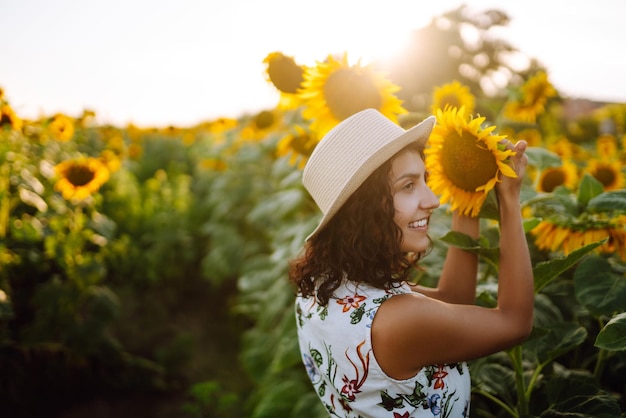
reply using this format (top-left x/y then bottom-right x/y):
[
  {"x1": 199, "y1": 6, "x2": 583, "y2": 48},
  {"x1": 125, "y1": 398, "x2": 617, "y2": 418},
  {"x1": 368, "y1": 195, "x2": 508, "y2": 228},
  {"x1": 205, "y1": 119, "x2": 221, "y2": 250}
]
[
  {"x1": 577, "y1": 173, "x2": 604, "y2": 208},
  {"x1": 595, "y1": 312, "x2": 626, "y2": 351},
  {"x1": 574, "y1": 255, "x2": 626, "y2": 317},
  {"x1": 525, "y1": 147, "x2": 562, "y2": 170},
  {"x1": 533, "y1": 240, "x2": 606, "y2": 294},
  {"x1": 524, "y1": 322, "x2": 587, "y2": 364},
  {"x1": 587, "y1": 189, "x2": 626, "y2": 212},
  {"x1": 438, "y1": 230, "x2": 500, "y2": 269}
]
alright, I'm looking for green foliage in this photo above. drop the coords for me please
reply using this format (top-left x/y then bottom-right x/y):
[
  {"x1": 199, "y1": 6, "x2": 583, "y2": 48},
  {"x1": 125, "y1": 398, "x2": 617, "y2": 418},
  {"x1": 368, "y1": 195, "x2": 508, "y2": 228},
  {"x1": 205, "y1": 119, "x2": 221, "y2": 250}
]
[
  {"x1": 525, "y1": 147, "x2": 563, "y2": 170},
  {"x1": 588, "y1": 190, "x2": 626, "y2": 212},
  {"x1": 182, "y1": 380, "x2": 242, "y2": 417},
  {"x1": 577, "y1": 173, "x2": 605, "y2": 208},
  {"x1": 534, "y1": 241, "x2": 606, "y2": 293},
  {"x1": 595, "y1": 312, "x2": 626, "y2": 351},
  {"x1": 574, "y1": 255, "x2": 626, "y2": 317}
]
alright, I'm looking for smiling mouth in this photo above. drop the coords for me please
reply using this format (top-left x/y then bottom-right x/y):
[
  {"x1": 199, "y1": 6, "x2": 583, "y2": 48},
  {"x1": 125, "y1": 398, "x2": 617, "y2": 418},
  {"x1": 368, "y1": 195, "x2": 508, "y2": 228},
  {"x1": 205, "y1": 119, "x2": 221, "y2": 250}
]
[{"x1": 408, "y1": 218, "x2": 429, "y2": 229}]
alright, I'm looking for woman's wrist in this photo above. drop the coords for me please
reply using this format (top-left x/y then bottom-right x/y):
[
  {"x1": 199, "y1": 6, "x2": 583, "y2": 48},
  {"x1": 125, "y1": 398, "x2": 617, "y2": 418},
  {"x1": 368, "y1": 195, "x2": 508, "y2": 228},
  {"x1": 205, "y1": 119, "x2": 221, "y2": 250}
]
[{"x1": 452, "y1": 212, "x2": 480, "y2": 238}]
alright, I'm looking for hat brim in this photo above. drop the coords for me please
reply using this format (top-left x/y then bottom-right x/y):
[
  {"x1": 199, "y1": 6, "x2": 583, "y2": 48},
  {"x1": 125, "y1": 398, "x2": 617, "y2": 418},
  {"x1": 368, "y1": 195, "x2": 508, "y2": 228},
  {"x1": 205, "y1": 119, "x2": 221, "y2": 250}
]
[{"x1": 306, "y1": 115, "x2": 436, "y2": 241}]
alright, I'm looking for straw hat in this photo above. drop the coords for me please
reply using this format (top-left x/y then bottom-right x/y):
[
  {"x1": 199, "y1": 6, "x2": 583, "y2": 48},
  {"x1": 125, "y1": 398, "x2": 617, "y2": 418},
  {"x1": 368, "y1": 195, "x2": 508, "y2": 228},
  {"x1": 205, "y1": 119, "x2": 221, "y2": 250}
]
[{"x1": 302, "y1": 108, "x2": 436, "y2": 241}]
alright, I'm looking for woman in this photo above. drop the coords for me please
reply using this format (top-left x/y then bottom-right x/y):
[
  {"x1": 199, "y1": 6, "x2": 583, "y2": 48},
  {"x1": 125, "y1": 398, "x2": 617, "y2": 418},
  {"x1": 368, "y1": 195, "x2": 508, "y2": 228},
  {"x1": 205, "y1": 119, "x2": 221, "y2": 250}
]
[{"x1": 290, "y1": 109, "x2": 533, "y2": 417}]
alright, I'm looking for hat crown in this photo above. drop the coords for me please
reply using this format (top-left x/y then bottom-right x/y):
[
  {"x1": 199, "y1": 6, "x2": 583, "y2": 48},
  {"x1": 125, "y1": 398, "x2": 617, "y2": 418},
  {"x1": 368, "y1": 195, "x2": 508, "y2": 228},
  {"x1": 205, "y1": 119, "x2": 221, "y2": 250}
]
[{"x1": 304, "y1": 109, "x2": 405, "y2": 213}]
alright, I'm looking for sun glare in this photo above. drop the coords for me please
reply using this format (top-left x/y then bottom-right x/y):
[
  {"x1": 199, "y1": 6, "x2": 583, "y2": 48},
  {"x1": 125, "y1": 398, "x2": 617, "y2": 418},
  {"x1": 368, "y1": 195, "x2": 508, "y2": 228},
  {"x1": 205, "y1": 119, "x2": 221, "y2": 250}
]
[{"x1": 254, "y1": 1, "x2": 439, "y2": 71}]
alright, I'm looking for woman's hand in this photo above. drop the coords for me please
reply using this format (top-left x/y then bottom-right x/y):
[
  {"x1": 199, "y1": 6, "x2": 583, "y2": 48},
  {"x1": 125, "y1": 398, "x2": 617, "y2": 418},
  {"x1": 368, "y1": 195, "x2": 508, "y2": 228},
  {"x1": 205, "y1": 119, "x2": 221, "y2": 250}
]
[{"x1": 496, "y1": 140, "x2": 528, "y2": 203}]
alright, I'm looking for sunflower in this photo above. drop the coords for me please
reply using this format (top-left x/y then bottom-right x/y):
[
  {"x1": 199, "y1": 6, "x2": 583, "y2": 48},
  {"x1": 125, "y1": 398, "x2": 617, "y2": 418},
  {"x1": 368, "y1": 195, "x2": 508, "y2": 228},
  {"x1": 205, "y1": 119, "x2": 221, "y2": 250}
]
[
  {"x1": 585, "y1": 158, "x2": 625, "y2": 190},
  {"x1": 264, "y1": 52, "x2": 306, "y2": 110},
  {"x1": 503, "y1": 101, "x2": 540, "y2": 124},
  {"x1": 430, "y1": 81, "x2": 475, "y2": 115},
  {"x1": 546, "y1": 136, "x2": 580, "y2": 161},
  {"x1": 48, "y1": 113, "x2": 75, "y2": 142},
  {"x1": 596, "y1": 134, "x2": 618, "y2": 160},
  {"x1": 206, "y1": 117, "x2": 238, "y2": 134},
  {"x1": 106, "y1": 134, "x2": 126, "y2": 154},
  {"x1": 276, "y1": 125, "x2": 319, "y2": 169},
  {"x1": 200, "y1": 157, "x2": 227, "y2": 172},
  {"x1": 536, "y1": 160, "x2": 579, "y2": 193},
  {"x1": 503, "y1": 71, "x2": 557, "y2": 123},
  {"x1": 239, "y1": 108, "x2": 284, "y2": 142},
  {"x1": 298, "y1": 53, "x2": 406, "y2": 137},
  {"x1": 515, "y1": 128, "x2": 542, "y2": 147},
  {"x1": 521, "y1": 71, "x2": 557, "y2": 106},
  {"x1": 531, "y1": 215, "x2": 626, "y2": 260},
  {"x1": 0, "y1": 103, "x2": 22, "y2": 131},
  {"x1": 99, "y1": 150, "x2": 121, "y2": 173},
  {"x1": 194, "y1": 117, "x2": 239, "y2": 145},
  {"x1": 425, "y1": 107, "x2": 517, "y2": 217},
  {"x1": 54, "y1": 157, "x2": 110, "y2": 201}
]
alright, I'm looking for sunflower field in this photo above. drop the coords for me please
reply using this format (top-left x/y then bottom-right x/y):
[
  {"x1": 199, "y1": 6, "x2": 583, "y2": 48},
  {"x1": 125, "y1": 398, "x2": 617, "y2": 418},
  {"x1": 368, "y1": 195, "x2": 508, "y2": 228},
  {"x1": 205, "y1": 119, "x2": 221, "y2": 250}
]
[{"x1": 1, "y1": 6, "x2": 626, "y2": 418}]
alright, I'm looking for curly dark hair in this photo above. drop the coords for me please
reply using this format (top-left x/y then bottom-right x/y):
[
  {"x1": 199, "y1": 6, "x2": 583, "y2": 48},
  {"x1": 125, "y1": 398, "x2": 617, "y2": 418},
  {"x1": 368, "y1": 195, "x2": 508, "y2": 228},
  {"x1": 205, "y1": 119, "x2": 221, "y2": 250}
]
[{"x1": 289, "y1": 143, "x2": 430, "y2": 306}]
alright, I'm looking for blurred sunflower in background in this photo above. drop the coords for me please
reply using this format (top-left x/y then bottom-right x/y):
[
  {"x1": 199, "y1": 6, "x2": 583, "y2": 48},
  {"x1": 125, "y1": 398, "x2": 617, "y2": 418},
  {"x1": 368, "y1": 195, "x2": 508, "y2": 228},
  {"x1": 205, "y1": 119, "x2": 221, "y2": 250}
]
[
  {"x1": 205, "y1": 117, "x2": 238, "y2": 134},
  {"x1": 515, "y1": 128, "x2": 542, "y2": 147},
  {"x1": 431, "y1": 80, "x2": 475, "y2": 115},
  {"x1": 298, "y1": 53, "x2": 406, "y2": 137},
  {"x1": 585, "y1": 158, "x2": 625, "y2": 190},
  {"x1": 595, "y1": 134, "x2": 618, "y2": 160},
  {"x1": 0, "y1": 103, "x2": 22, "y2": 132},
  {"x1": 536, "y1": 160, "x2": 579, "y2": 193},
  {"x1": 48, "y1": 113, "x2": 75, "y2": 142},
  {"x1": 199, "y1": 157, "x2": 227, "y2": 172},
  {"x1": 532, "y1": 214, "x2": 626, "y2": 260},
  {"x1": 546, "y1": 136, "x2": 582, "y2": 161},
  {"x1": 239, "y1": 108, "x2": 284, "y2": 142},
  {"x1": 504, "y1": 71, "x2": 557, "y2": 123},
  {"x1": 54, "y1": 157, "x2": 110, "y2": 201},
  {"x1": 264, "y1": 52, "x2": 306, "y2": 110},
  {"x1": 276, "y1": 124, "x2": 318, "y2": 169},
  {"x1": 425, "y1": 106, "x2": 517, "y2": 217},
  {"x1": 99, "y1": 149, "x2": 122, "y2": 173}
]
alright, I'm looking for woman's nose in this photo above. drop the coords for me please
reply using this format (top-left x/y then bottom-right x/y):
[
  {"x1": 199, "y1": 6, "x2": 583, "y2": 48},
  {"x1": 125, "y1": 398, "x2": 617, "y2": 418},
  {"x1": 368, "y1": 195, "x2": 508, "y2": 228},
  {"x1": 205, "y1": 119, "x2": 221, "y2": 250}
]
[{"x1": 421, "y1": 186, "x2": 440, "y2": 210}]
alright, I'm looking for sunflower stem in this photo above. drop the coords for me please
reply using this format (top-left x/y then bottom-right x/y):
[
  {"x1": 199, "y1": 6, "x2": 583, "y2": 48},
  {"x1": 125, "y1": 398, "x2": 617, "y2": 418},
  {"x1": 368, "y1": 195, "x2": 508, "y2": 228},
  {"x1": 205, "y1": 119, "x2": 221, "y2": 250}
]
[
  {"x1": 474, "y1": 389, "x2": 517, "y2": 418},
  {"x1": 508, "y1": 345, "x2": 529, "y2": 416}
]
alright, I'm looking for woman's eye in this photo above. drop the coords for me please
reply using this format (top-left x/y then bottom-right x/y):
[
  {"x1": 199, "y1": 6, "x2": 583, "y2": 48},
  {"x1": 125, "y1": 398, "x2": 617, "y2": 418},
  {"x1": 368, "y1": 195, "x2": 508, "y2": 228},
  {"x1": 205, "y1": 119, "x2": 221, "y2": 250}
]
[{"x1": 404, "y1": 182, "x2": 415, "y2": 190}]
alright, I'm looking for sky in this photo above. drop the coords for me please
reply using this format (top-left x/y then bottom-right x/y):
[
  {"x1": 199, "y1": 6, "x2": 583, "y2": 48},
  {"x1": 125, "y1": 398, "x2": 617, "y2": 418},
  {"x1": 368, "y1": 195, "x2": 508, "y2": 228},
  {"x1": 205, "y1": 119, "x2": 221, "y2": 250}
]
[{"x1": 1, "y1": 0, "x2": 625, "y2": 128}]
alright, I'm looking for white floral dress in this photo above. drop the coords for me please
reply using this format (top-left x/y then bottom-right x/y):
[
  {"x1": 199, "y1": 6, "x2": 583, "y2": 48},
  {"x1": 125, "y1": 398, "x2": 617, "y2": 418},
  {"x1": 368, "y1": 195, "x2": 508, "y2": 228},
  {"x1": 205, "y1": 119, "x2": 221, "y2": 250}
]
[{"x1": 295, "y1": 280, "x2": 471, "y2": 418}]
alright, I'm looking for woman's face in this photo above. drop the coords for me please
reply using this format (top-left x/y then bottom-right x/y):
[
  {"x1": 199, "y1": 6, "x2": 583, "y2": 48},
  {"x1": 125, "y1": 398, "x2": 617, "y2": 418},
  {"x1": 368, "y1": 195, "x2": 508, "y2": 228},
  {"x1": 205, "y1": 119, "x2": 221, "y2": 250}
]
[{"x1": 389, "y1": 150, "x2": 440, "y2": 253}]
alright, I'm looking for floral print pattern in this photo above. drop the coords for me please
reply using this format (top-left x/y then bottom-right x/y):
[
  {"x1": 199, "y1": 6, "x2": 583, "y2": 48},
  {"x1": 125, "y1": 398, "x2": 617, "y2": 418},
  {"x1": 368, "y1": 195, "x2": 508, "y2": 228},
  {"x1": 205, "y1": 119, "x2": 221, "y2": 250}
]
[{"x1": 296, "y1": 280, "x2": 471, "y2": 417}]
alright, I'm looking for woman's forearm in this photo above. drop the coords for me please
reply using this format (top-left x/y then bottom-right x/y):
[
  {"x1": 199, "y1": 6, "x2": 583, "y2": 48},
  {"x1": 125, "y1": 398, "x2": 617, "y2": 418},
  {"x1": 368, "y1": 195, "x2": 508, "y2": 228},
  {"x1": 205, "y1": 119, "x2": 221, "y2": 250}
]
[
  {"x1": 432, "y1": 213, "x2": 480, "y2": 304},
  {"x1": 496, "y1": 197, "x2": 534, "y2": 333}
]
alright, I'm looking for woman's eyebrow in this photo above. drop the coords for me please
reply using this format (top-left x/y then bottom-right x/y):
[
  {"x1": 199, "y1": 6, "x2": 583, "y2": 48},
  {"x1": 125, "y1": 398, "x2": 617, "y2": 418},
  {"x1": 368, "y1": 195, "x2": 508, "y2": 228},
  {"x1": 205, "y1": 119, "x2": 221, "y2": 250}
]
[{"x1": 393, "y1": 172, "x2": 422, "y2": 184}]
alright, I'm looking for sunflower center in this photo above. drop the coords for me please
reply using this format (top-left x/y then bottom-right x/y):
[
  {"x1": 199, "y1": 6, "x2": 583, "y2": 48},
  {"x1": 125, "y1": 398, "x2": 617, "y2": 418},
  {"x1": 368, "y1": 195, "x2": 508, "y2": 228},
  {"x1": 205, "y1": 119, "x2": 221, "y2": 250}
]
[
  {"x1": 267, "y1": 55, "x2": 304, "y2": 94},
  {"x1": 441, "y1": 130, "x2": 499, "y2": 192},
  {"x1": 441, "y1": 94, "x2": 461, "y2": 109},
  {"x1": 290, "y1": 134, "x2": 315, "y2": 156},
  {"x1": 66, "y1": 165, "x2": 96, "y2": 186},
  {"x1": 593, "y1": 165, "x2": 616, "y2": 187},
  {"x1": 0, "y1": 112, "x2": 11, "y2": 126},
  {"x1": 540, "y1": 168, "x2": 565, "y2": 192},
  {"x1": 254, "y1": 110, "x2": 274, "y2": 129},
  {"x1": 323, "y1": 68, "x2": 382, "y2": 121}
]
